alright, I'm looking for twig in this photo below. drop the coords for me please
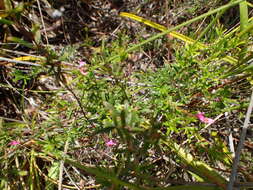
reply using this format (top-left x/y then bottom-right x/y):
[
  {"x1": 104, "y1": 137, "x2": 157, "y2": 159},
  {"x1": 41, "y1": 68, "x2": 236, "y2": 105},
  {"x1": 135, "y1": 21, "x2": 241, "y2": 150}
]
[
  {"x1": 15, "y1": 157, "x2": 28, "y2": 190},
  {"x1": 228, "y1": 130, "x2": 235, "y2": 157},
  {"x1": 0, "y1": 116, "x2": 27, "y2": 124},
  {"x1": 36, "y1": 0, "x2": 49, "y2": 45},
  {"x1": 0, "y1": 83, "x2": 66, "y2": 93},
  {"x1": 200, "y1": 113, "x2": 223, "y2": 131},
  {"x1": 0, "y1": 48, "x2": 45, "y2": 58},
  {"x1": 58, "y1": 73, "x2": 96, "y2": 128},
  {"x1": 34, "y1": 162, "x2": 77, "y2": 189},
  {"x1": 58, "y1": 139, "x2": 69, "y2": 190},
  {"x1": 64, "y1": 167, "x2": 81, "y2": 190},
  {"x1": 227, "y1": 89, "x2": 253, "y2": 190},
  {"x1": 3, "y1": 74, "x2": 31, "y2": 103}
]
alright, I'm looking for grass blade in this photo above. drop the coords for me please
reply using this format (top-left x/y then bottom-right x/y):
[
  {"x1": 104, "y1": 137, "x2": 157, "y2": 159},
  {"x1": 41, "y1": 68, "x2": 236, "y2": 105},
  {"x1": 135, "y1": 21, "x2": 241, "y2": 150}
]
[
  {"x1": 239, "y1": 1, "x2": 249, "y2": 31},
  {"x1": 64, "y1": 158, "x2": 143, "y2": 190},
  {"x1": 120, "y1": 7, "x2": 241, "y2": 64},
  {"x1": 161, "y1": 139, "x2": 227, "y2": 190}
]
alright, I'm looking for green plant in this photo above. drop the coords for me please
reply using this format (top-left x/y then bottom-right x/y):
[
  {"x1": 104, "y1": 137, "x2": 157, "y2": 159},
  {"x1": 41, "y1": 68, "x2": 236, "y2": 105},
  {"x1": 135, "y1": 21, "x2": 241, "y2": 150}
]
[{"x1": 1, "y1": 0, "x2": 253, "y2": 189}]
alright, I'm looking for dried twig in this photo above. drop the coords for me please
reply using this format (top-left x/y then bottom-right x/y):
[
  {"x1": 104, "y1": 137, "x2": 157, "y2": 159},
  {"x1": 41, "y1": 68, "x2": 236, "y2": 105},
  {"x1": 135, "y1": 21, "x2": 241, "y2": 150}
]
[
  {"x1": 64, "y1": 167, "x2": 81, "y2": 190},
  {"x1": 0, "y1": 48, "x2": 45, "y2": 58},
  {"x1": 36, "y1": 0, "x2": 49, "y2": 45},
  {"x1": 228, "y1": 130, "x2": 235, "y2": 157},
  {"x1": 58, "y1": 139, "x2": 69, "y2": 190},
  {"x1": 0, "y1": 116, "x2": 27, "y2": 124}
]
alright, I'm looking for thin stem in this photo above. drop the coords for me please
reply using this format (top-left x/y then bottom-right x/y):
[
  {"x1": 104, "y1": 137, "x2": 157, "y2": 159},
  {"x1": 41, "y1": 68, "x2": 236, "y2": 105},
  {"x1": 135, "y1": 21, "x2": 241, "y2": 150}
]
[
  {"x1": 227, "y1": 89, "x2": 253, "y2": 190},
  {"x1": 238, "y1": 1, "x2": 249, "y2": 60},
  {"x1": 239, "y1": 1, "x2": 249, "y2": 31},
  {"x1": 58, "y1": 139, "x2": 69, "y2": 190},
  {"x1": 36, "y1": 0, "x2": 49, "y2": 45},
  {"x1": 196, "y1": 0, "x2": 238, "y2": 41},
  {"x1": 111, "y1": 0, "x2": 244, "y2": 63}
]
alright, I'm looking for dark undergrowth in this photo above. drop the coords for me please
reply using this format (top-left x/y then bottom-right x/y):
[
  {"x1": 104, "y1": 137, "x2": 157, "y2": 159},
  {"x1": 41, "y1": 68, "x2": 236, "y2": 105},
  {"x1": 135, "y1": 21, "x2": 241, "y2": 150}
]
[{"x1": 0, "y1": 0, "x2": 253, "y2": 189}]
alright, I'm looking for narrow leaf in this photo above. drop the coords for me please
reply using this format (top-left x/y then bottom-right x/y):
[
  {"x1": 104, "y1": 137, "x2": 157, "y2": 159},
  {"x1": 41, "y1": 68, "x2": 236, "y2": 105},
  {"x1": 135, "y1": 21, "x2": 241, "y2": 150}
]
[
  {"x1": 120, "y1": 12, "x2": 237, "y2": 64},
  {"x1": 161, "y1": 139, "x2": 226, "y2": 190}
]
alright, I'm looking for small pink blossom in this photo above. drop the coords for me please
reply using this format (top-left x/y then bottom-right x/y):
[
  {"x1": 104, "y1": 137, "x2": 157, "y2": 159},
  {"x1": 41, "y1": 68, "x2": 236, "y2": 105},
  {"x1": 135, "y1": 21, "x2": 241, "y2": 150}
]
[
  {"x1": 196, "y1": 112, "x2": 214, "y2": 124},
  {"x1": 78, "y1": 61, "x2": 88, "y2": 75},
  {"x1": 214, "y1": 97, "x2": 221, "y2": 102},
  {"x1": 79, "y1": 61, "x2": 86, "y2": 67},
  {"x1": 105, "y1": 139, "x2": 117, "y2": 147},
  {"x1": 9, "y1": 140, "x2": 20, "y2": 146}
]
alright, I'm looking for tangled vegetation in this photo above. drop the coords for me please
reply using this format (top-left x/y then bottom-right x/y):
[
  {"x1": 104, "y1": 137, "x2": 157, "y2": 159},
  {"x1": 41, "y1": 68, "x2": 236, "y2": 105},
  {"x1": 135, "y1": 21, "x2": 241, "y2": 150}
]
[{"x1": 0, "y1": 0, "x2": 253, "y2": 189}]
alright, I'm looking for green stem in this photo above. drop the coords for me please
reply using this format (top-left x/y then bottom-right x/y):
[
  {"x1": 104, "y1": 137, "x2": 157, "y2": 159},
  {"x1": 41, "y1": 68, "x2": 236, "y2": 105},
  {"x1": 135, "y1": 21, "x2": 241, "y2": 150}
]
[
  {"x1": 238, "y1": 1, "x2": 249, "y2": 62},
  {"x1": 239, "y1": 1, "x2": 249, "y2": 31},
  {"x1": 196, "y1": 0, "x2": 242, "y2": 41},
  {"x1": 109, "y1": 0, "x2": 244, "y2": 63}
]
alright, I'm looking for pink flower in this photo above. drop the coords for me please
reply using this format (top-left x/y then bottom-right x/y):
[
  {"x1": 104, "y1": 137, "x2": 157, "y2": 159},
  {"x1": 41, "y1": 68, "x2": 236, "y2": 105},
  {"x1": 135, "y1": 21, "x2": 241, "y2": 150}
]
[
  {"x1": 9, "y1": 140, "x2": 20, "y2": 146},
  {"x1": 78, "y1": 61, "x2": 88, "y2": 75},
  {"x1": 78, "y1": 61, "x2": 86, "y2": 67},
  {"x1": 196, "y1": 112, "x2": 214, "y2": 124},
  {"x1": 214, "y1": 97, "x2": 221, "y2": 102},
  {"x1": 105, "y1": 139, "x2": 117, "y2": 147}
]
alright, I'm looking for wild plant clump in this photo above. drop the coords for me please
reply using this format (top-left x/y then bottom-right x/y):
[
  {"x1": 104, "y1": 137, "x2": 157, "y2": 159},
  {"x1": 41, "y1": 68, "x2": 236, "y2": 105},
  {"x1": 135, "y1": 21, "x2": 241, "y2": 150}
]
[{"x1": 0, "y1": 0, "x2": 252, "y2": 189}]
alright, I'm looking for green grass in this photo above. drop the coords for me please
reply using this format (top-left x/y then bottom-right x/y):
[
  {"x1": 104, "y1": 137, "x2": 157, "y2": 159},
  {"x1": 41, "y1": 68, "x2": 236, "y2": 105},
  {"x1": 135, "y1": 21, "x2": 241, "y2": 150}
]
[{"x1": 0, "y1": 0, "x2": 253, "y2": 189}]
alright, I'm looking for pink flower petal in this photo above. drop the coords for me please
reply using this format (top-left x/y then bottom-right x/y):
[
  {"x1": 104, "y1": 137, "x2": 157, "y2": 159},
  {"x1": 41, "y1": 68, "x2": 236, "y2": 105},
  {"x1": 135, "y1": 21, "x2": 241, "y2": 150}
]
[
  {"x1": 78, "y1": 61, "x2": 88, "y2": 75},
  {"x1": 79, "y1": 68, "x2": 88, "y2": 75},
  {"x1": 203, "y1": 118, "x2": 215, "y2": 124},
  {"x1": 196, "y1": 112, "x2": 214, "y2": 124},
  {"x1": 78, "y1": 61, "x2": 86, "y2": 68},
  {"x1": 196, "y1": 112, "x2": 205, "y2": 122},
  {"x1": 9, "y1": 140, "x2": 20, "y2": 146},
  {"x1": 106, "y1": 139, "x2": 117, "y2": 147}
]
